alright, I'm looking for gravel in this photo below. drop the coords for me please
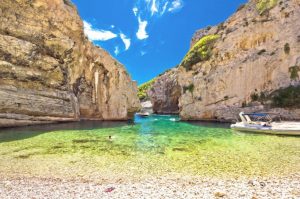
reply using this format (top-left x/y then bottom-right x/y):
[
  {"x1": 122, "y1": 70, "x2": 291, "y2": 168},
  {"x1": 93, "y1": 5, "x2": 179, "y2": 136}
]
[{"x1": 0, "y1": 174, "x2": 299, "y2": 199}]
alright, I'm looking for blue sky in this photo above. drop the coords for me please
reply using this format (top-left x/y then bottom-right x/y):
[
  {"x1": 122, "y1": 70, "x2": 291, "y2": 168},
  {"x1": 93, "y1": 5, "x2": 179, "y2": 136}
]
[{"x1": 72, "y1": 0, "x2": 247, "y2": 84}]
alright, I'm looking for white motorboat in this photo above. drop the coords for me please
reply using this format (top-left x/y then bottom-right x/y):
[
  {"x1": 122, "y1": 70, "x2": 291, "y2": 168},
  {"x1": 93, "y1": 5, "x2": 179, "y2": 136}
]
[{"x1": 231, "y1": 112, "x2": 300, "y2": 136}]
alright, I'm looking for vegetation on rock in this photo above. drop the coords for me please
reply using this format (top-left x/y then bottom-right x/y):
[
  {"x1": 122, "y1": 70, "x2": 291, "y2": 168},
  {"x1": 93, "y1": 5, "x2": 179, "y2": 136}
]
[
  {"x1": 183, "y1": 84, "x2": 195, "y2": 93},
  {"x1": 181, "y1": 34, "x2": 220, "y2": 71},
  {"x1": 138, "y1": 79, "x2": 155, "y2": 100},
  {"x1": 63, "y1": 0, "x2": 74, "y2": 6},
  {"x1": 272, "y1": 86, "x2": 300, "y2": 108},
  {"x1": 250, "y1": 86, "x2": 300, "y2": 108},
  {"x1": 284, "y1": 43, "x2": 290, "y2": 54},
  {"x1": 250, "y1": 92, "x2": 260, "y2": 101},
  {"x1": 289, "y1": 66, "x2": 300, "y2": 80},
  {"x1": 256, "y1": 0, "x2": 278, "y2": 14}
]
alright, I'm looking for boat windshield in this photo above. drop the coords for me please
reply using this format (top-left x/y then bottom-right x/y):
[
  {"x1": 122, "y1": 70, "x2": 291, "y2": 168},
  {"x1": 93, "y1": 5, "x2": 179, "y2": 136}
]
[{"x1": 243, "y1": 113, "x2": 273, "y2": 122}]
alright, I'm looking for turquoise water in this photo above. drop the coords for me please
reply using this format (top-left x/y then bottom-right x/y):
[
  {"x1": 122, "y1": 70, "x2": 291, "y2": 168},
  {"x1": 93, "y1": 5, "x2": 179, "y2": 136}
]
[{"x1": 0, "y1": 115, "x2": 299, "y2": 180}]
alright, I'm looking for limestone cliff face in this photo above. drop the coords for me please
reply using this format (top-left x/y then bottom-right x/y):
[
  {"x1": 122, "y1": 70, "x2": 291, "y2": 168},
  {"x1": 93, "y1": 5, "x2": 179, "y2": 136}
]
[
  {"x1": 152, "y1": 0, "x2": 300, "y2": 121},
  {"x1": 148, "y1": 69, "x2": 181, "y2": 114},
  {"x1": 0, "y1": 0, "x2": 140, "y2": 127}
]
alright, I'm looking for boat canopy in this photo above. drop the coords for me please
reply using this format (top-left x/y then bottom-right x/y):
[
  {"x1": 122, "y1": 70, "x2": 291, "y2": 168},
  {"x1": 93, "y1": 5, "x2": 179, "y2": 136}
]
[
  {"x1": 242, "y1": 113, "x2": 278, "y2": 122},
  {"x1": 243, "y1": 113, "x2": 268, "y2": 117}
]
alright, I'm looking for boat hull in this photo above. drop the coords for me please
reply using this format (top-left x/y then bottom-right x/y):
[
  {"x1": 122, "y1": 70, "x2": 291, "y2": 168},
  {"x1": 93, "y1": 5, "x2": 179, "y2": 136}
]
[
  {"x1": 231, "y1": 127, "x2": 300, "y2": 136},
  {"x1": 231, "y1": 122, "x2": 300, "y2": 136}
]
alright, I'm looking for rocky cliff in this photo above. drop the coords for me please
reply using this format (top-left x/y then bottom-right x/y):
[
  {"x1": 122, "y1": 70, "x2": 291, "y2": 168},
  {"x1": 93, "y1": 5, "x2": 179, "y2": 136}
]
[
  {"x1": 151, "y1": 0, "x2": 300, "y2": 121},
  {"x1": 148, "y1": 69, "x2": 181, "y2": 114},
  {"x1": 0, "y1": 0, "x2": 140, "y2": 127}
]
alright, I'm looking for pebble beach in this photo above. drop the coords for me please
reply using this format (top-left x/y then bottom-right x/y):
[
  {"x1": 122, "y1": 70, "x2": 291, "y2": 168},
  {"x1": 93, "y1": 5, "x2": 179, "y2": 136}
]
[{"x1": 1, "y1": 174, "x2": 299, "y2": 199}]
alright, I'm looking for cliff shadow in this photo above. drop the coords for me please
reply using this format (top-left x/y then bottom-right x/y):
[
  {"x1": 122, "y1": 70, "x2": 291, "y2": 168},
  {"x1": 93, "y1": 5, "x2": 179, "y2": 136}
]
[{"x1": 0, "y1": 120, "x2": 130, "y2": 143}]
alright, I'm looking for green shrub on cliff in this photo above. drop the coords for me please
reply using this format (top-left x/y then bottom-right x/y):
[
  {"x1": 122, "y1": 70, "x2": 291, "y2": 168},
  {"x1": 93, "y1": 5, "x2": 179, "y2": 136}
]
[
  {"x1": 284, "y1": 43, "x2": 290, "y2": 54},
  {"x1": 250, "y1": 86, "x2": 300, "y2": 108},
  {"x1": 289, "y1": 66, "x2": 300, "y2": 80},
  {"x1": 181, "y1": 34, "x2": 220, "y2": 71},
  {"x1": 256, "y1": 0, "x2": 278, "y2": 14},
  {"x1": 183, "y1": 84, "x2": 194, "y2": 93},
  {"x1": 272, "y1": 86, "x2": 300, "y2": 108},
  {"x1": 63, "y1": 0, "x2": 74, "y2": 6},
  {"x1": 138, "y1": 79, "x2": 155, "y2": 100}
]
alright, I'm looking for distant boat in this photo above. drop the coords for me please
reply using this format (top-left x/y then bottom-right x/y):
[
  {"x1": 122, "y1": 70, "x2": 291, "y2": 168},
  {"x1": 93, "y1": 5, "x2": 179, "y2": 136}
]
[
  {"x1": 136, "y1": 112, "x2": 150, "y2": 117},
  {"x1": 231, "y1": 112, "x2": 300, "y2": 136}
]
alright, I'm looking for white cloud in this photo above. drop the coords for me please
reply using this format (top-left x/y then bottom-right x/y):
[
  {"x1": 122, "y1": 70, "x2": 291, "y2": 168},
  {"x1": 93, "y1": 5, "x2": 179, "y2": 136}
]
[
  {"x1": 110, "y1": 25, "x2": 115, "y2": 29},
  {"x1": 114, "y1": 46, "x2": 120, "y2": 55},
  {"x1": 120, "y1": 33, "x2": 131, "y2": 50},
  {"x1": 132, "y1": 0, "x2": 185, "y2": 41},
  {"x1": 151, "y1": 0, "x2": 158, "y2": 16},
  {"x1": 83, "y1": 21, "x2": 117, "y2": 41},
  {"x1": 133, "y1": 7, "x2": 138, "y2": 16},
  {"x1": 134, "y1": 0, "x2": 184, "y2": 18},
  {"x1": 168, "y1": 0, "x2": 183, "y2": 12},
  {"x1": 161, "y1": 2, "x2": 169, "y2": 15},
  {"x1": 136, "y1": 17, "x2": 149, "y2": 40}
]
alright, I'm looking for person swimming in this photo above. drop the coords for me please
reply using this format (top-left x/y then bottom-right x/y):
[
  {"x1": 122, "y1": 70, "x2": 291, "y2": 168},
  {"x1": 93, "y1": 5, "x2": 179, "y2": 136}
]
[{"x1": 107, "y1": 135, "x2": 113, "y2": 142}]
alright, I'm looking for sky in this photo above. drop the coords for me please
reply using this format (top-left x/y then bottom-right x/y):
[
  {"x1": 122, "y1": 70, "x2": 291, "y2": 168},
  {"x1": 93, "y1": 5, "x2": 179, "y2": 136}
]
[{"x1": 72, "y1": 0, "x2": 247, "y2": 84}]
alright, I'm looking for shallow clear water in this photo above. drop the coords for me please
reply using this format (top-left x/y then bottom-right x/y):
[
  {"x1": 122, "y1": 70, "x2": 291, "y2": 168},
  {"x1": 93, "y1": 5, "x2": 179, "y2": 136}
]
[{"x1": 0, "y1": 115, "x2": 299, "y2": 180}]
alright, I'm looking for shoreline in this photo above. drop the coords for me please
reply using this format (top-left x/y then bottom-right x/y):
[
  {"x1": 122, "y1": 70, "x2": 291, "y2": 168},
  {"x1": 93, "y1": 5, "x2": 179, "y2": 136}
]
[
  {"x1": 2, "y1": 115, "x2": 300, "y2": 131},
  {"x1": 0, "y1": 116, "x2": 231, "y2": 131},
  {"x1": 1, "y1": 174, "x2": 299, "y2": 198}
]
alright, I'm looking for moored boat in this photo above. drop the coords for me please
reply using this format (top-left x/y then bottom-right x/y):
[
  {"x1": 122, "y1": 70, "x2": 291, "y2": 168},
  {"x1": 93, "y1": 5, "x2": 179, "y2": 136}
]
[{"x1": 231, "y1": 112, "x2": 300, "y2": 136}]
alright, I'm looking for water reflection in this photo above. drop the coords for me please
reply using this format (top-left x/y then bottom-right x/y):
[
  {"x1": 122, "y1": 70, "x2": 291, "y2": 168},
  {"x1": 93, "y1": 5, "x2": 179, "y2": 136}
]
[{"x1": 0, "y1": 120, "x2": 129, "y2": 143}]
